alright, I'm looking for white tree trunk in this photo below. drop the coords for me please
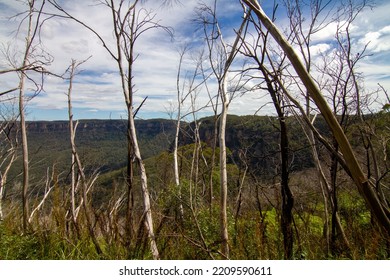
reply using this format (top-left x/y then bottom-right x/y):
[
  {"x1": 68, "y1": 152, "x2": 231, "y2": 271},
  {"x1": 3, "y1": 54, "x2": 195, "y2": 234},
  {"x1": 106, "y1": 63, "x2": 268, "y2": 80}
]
[
  {"x1": 0, "y1": 172, "x2": 3, "y2": 221},
  {"x1": 219, "y1": 80, "x2": 229, "y2": 258},
  {"x1": 67, "y1": 58, "x2": 102, "y2": 254},
  {"x1": 173, "y1": 114, "x2": 184, "y2": 220},
  {"x1": 128, "y1": 111, "x2": 160, "y2": 260},
  {"x1": 0, "y1": 150, "x2": 16, "y2": 221},
  {"x1": 67, "y1": 59, "x2": 80, "y2": 232},
  {"x1": 19, "y1": 5, "x2": 33, "y2": 230}
]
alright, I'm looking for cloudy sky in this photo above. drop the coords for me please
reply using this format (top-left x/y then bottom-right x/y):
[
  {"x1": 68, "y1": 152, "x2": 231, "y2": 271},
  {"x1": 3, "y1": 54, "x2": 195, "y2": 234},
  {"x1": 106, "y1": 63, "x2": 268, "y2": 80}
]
[{"x1": 0, "y1": 0, "x2": 389, "y2": 121}]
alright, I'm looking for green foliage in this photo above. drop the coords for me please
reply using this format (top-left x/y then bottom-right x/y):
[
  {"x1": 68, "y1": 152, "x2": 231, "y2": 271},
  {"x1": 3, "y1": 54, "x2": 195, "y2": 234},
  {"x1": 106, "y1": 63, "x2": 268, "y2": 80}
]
[
  {"x1": 2, "y1": 115, "x2": 390, "y2": 260},
  {"x1": 0, "y1": 224, "x2": 41, "y2": 259},
  {"x1": 0, "y1": 224, "x2": 90, "y2": 259}
]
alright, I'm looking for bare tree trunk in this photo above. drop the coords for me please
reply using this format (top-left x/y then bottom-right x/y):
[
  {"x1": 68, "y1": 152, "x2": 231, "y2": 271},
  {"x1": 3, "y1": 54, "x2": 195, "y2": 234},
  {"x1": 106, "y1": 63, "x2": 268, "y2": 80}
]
[
  {"x1": 279, "y1": 115, "x2": 294, "y2": 259},
  {"x1": 67, "y1": 58, "x2": 90, "y2": 238},
  {"x1": 173, "y1": 119, "x2": 180, "y2": 189},
  {"x1": 19, "y1": 74, "x2": 29, "y2": 232},
  {"x1": 173, "y1": 115, "x2": 185, "y2": 221},
  {"x1": 68, "y1": 60, "x2": 77, "y2": 231},
  {"x1": 261, "y1": 66, "x2": 294, "y2": 259},
  {"x1": 199, "y1": 1, "x2": 249, "y2": 258},
  {"x1": 209, "y1": 114, "x2": 219, "y2": 212},
  {"x1": 67, "y1": 58, "x2": 102, "y2": 255},
  {"x1": 286, "y1": 93, "x2": 351, "y2": 254},
  {"x1": 219, "y1": 80, "x2": 229, "y2": 258},
  {"x1": 310, "y1": 131, "x2": 330, "y2": 255},
  {"x1": 1, "y1": 0, "x2": 49, "y2": 232},
  {"x1": 126, "y1": 118, "x2": 135, "y2": 243},
  {"x1": 0, "y1": 172, "x2": 4, "y2": 221},
  {"x1": 48, "y1": 0, "x2": 168, "y2": 259},
  {"x1": 19, "y1": 2, "x2": 35, "y2": 232},
  {"x1": 329, "y1": 142, "x2": 351, "y2": 256},
  {"x1": 234, "y1": 152, "x2": 248, "y2": 224},
  {"x1": 128, "y1": 111, "x2": 160, "y2": 260},
  {"x1": 109, "y1": 2, "x2": 160, "y2": 259},
  {"x1": 329, "y1": 143, "x2": 339, "y2": 251},
  {"x1": 16, "y1": 0, "x2": 47, "y2": 233},
  {"x1": 302, "y1": 114, "x2": 331, "y2": 255},
  {"x1": 0, "y1": 142, "x2": 17, "y2": 222},
  {"x1": 188, "y1": 109, "x2": 201, "y2": 212},
  {"x1": 174, "y1": 49, "x2": 186, "y2": 221},
  {"x1": 121, "y1": 52, "x2": 160, "y2": 261},
  {"x1": 243, "y1": 0, "x2": 390, "y2": 236}
]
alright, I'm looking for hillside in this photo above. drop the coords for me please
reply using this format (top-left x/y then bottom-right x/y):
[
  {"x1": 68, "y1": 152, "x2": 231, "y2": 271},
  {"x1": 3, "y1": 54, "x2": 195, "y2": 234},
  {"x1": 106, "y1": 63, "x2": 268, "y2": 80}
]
[
  {"x1": 8, "y1": 118, "x2": 177, "y2": 185},
  {"x1": 8, "y1": 115, "x2": 319, "y2": 183},
  {"x1": 7, "y1": 113, "x2": 367, "y2": 187},
  {"x1": 1, "y1": 113, "x2": 389, "y2": 260},
  {"x1": 6, "y1": 114, "x2": 338, "y2": 187},
  {"x1": 180, "y1": 115, "x2": 320, "y2": 175}
]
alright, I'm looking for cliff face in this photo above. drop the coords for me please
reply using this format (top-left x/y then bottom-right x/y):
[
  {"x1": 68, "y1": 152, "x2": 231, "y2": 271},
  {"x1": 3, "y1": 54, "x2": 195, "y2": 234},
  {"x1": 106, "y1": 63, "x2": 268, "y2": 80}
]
[
  {"x1": 26, "y1": 119, "x2": 176, "y2": 135},
  {"x1": 26, "y1": 121, "x2": 70, "y2": 133}
]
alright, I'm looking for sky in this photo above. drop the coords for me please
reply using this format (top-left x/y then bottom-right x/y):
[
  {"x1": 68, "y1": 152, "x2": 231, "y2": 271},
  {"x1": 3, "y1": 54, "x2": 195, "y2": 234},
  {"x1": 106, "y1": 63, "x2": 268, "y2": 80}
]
[{"x1": 0, "y1": 0, "x2": 390, "y2": 121}]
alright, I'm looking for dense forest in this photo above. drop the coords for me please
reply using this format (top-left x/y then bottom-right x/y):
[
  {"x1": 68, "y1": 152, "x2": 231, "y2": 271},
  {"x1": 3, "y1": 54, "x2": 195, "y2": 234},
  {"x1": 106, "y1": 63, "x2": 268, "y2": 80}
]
[{"x1": 1, "y1": 0, "x2": 390, "y2": 260}]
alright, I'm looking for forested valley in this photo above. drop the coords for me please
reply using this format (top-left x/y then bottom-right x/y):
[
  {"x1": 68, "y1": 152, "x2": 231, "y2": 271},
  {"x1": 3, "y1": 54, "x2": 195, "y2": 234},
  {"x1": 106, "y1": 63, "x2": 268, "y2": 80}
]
[
  {"x1": 1, "y1": 0, "x2": 390, "y2": 260},
  {"x1": 1, "y1": 113, "x2": 389, "y2": 259}
]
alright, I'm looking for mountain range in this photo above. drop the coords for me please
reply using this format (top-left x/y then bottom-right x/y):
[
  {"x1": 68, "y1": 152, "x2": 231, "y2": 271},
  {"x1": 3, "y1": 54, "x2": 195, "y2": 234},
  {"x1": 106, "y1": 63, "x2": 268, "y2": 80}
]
[{"x1": 7, "y1": 114, "x2": 338, "y2": 186}]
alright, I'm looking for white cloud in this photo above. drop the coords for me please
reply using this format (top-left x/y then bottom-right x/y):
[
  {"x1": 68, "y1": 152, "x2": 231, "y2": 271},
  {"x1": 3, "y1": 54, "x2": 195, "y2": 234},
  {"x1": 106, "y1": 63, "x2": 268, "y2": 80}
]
[
  {"x1": 311, "y1": 22, "x2": 339, "y2": 42},
  {"x1": 62, "y1": 39, "x2": 90, "y2": 54},
  {"x1": 309, "y1": 43, "x2": 331, "y2": 56},
  {"x1": 1, "y1": 0, "x2": 259, "y2": 120},
  {"x1": 359, "y1": 25, "x2": 390, "y2": 53},
  {"x1": 1, "y1": 0, "x2": 390, "y2": 120}
]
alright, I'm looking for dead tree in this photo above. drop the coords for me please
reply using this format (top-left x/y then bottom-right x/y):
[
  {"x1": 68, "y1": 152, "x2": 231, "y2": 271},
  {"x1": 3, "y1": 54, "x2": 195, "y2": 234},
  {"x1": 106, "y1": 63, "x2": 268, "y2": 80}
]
[
  {"x1": 48, "y1": 0, "x2": 177, "y2": 259},
  {"x1": 262, "y1": 67, "x2": 294, "y2": 259},
  {"x1": 282, "y1": 0, "x2": 357, "y2": 255},
  {"x1": 66, "y1": 58, "x2": 103, "y2": 255},
  {"x1": 64, "y1": 58, "x2": 91, "y2": 238},
  {"x1": 243, "y1": 0, "x2": 390, "y2": 238},
  {"x1": 239, "y1": 7, "x2": 295, "y2": 257},
  {"x1": 6, "y1": 0, "x2": 50, "y2": 232},
  {"x1": 0, "y1": 120, "x2": 19, "y2": 221},
  {"x1": 173, "y1": 47, "x2": 208, "y2": 220},
  {"x1": 195, "y1": 0, "x2": 250, "y2": 258}
]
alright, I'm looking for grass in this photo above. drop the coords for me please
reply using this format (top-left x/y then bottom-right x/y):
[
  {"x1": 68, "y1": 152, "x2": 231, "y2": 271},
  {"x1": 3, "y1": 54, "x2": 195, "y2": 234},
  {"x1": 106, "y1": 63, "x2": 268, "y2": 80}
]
[{"x1": 0, "y1": 197, "x2": 388, "y2": 260}]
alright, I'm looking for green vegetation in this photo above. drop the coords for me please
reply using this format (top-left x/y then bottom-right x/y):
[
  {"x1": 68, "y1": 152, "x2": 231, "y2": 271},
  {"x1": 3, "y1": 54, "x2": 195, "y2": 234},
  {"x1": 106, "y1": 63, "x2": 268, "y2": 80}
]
[{"x1": 0, "y1": 114, "x2": 389, "y2": 259}]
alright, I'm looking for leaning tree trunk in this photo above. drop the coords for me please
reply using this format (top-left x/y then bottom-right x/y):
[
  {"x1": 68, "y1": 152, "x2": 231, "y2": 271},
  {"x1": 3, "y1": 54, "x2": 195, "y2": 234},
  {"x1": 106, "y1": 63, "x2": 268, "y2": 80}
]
[
  {"x1": 285, "y1": 90, "x2": 351, "y2": 255},
  {"x1": 243, "y1": 0, "x2": 390, "y2": 236},
  {"x1": 329, "y1": 140, "x2": 352, "y2": 256}
]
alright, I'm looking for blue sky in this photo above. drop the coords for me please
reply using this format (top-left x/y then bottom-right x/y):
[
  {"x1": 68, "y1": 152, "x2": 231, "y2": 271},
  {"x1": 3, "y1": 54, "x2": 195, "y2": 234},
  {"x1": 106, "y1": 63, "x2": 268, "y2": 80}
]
[{"x1": 1, "y1": 0, "x2": 390, "y2": 121}]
